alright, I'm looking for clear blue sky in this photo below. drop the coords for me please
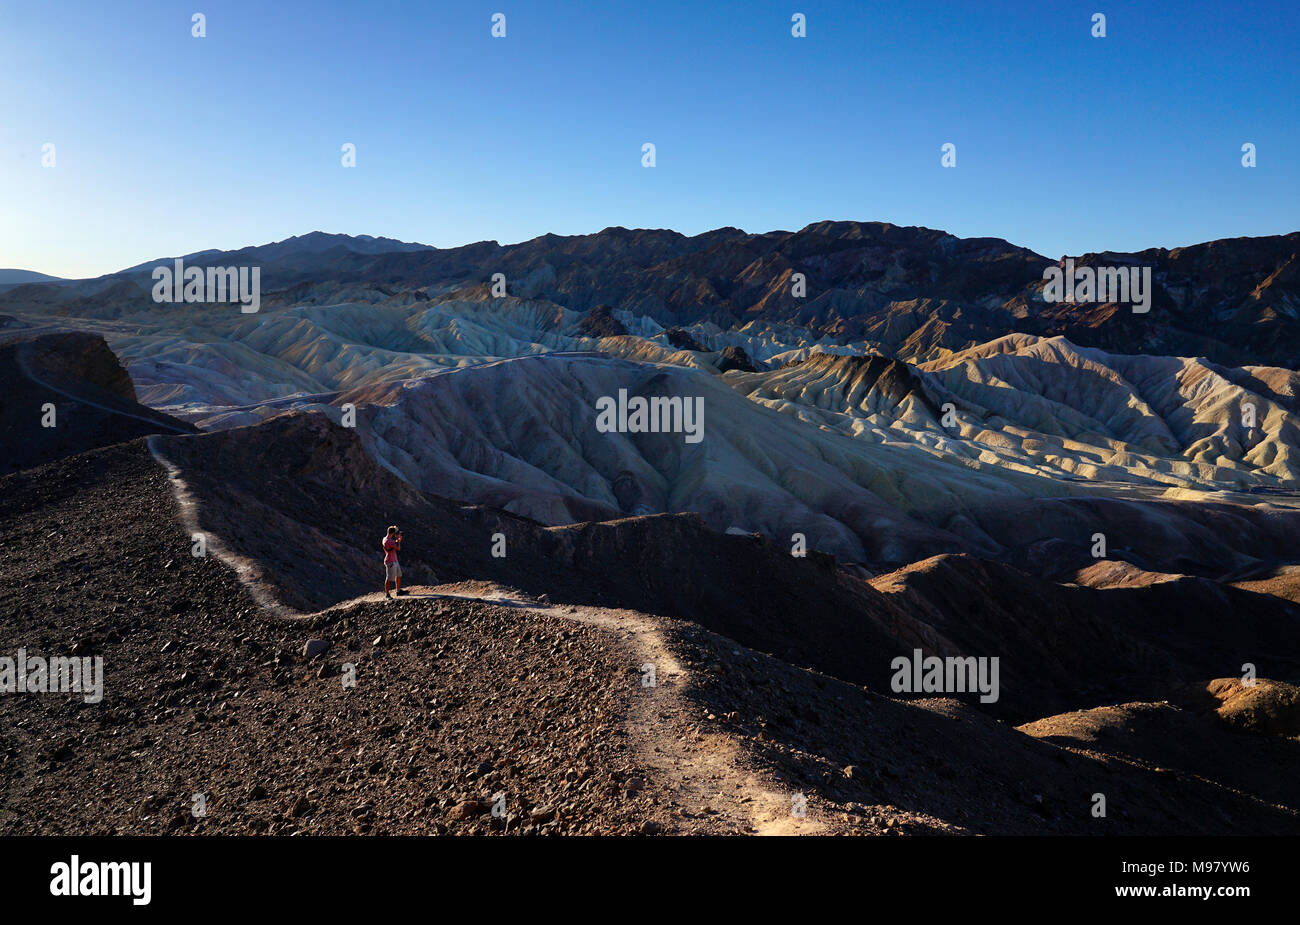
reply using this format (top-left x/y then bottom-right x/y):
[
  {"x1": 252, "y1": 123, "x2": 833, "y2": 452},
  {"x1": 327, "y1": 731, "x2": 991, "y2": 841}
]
[{"x1": 2, "y1": 0, "x2": 1297, "y2": 278}]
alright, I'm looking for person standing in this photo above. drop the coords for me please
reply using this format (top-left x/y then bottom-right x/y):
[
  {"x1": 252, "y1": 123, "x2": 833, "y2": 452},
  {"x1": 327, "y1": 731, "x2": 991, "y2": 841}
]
[{"x1": 383, "y1": 526, "x2": 404, "y2": 598}]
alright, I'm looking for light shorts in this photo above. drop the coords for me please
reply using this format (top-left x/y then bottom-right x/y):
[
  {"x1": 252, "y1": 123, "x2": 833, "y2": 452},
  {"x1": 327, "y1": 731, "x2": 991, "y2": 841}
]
[{"x1": 385, "y1": 561, "x2": 402, "y2": 581}]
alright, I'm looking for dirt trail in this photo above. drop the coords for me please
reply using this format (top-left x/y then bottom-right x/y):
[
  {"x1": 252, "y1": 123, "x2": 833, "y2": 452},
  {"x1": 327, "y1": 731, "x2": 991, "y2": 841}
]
[
  {"x1": 146, "y1": 435, "x2": 298, "y2": 619},
  {"x1": 146, "y1": 441, "x2": 821, "y2": 834},
  {"x1": 313, "y1": 581, "x2": 826, "y2": 835}
]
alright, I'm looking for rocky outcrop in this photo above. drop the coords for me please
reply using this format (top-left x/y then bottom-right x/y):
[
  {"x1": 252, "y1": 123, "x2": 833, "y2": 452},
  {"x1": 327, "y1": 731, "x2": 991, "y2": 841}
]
[
  {"x1": 0, "y1": 332, "x2": 195, "y2": 475},
  {"x1": 715, "y1": 345, "x2": 757, "y2": 373},
  {"x1": 663, "y1": 326, "x2": 707, "y2": 351},
  {"x1": 576, "y1": 304, "x2": 628, "y2": 338}
]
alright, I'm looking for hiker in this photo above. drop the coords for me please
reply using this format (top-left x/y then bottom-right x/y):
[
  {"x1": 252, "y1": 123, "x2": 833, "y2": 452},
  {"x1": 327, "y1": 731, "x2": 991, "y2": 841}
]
[{"x1": 383, "y1": 525, "x2": 405, "y2": 598}]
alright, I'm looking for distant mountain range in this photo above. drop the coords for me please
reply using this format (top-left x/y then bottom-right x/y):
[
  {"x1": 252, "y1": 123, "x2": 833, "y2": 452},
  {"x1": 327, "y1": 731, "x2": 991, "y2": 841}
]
[
  {"x1": 5, "y1": 222, "x2": 1298, "y2": 368},
  {"x1": 114, "y1": 231, "x2": 434, "y2": 276}
]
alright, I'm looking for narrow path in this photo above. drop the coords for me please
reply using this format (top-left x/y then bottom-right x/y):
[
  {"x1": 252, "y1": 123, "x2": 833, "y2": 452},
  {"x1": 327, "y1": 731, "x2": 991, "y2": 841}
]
[
  {"x1": 316, "y1": 581, "x2": 826, "y2": 835},
  {"x1": 146, "y1": 444, "x2": 821, "y2": 834},
  {"x1": 146, "y1": 436, "x2": 299, "y2": 619}
]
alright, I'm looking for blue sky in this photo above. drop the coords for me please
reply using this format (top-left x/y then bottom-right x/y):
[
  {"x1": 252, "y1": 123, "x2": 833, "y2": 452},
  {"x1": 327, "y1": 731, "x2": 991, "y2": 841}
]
[{"x1": 2, "y1": 0, "x2": 1297, "y2": 278}]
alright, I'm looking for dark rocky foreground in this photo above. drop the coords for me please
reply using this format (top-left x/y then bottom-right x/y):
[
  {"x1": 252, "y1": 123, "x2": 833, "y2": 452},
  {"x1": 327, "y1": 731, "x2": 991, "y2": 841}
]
[
  {"x1": 0, "y1": 443, "x2": 681, "y2": 835},
  {"x1": 3, "y1": 438, "x2": 1300, "y2": 835}
]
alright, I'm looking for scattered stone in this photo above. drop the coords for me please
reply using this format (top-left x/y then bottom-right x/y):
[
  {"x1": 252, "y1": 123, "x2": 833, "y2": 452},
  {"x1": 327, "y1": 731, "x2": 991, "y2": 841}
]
[
  {"x1": 529, "y1": 806, "x2": 556, "y2": 824},
  {"x1": 447, "y1": 799, "x2": 486, "y2": 821}
]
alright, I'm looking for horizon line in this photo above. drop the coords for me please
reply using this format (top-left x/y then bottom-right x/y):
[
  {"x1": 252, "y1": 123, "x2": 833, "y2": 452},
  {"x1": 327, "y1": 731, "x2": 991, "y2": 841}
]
[{"x1": 9, "y1": 221, "x2": 1300, "y2": 282}]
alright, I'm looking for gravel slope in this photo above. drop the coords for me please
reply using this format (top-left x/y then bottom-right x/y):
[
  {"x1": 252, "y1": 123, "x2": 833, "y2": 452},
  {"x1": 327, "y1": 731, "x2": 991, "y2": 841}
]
[{"x1": 4, "y1": 440, "x2": 1300, "y2": 835}]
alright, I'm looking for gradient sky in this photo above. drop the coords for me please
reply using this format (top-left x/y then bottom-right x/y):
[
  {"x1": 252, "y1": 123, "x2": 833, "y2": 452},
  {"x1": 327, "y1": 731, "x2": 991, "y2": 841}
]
[{"x1": 2, "y1": 0, "x2": 1297, "y2": 278}]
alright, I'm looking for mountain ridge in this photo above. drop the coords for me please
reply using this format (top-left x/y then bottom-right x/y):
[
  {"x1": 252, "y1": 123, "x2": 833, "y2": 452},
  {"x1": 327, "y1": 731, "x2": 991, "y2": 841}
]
[{"x1": 7, "y1": 221, "x2": 1297, "y2": 369}]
